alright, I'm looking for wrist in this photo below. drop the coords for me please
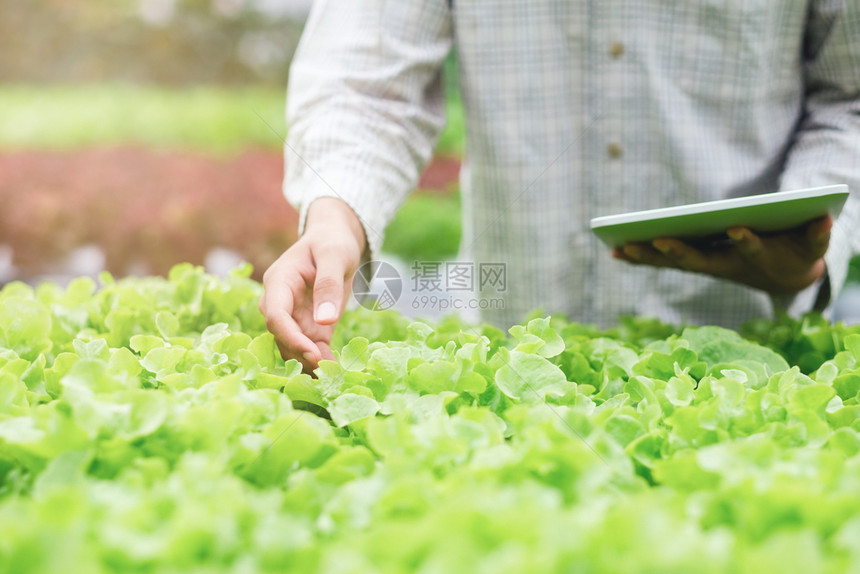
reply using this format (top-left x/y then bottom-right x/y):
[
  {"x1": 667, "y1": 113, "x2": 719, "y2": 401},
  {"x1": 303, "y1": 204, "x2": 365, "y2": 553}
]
[{"x1": 305, "y1": 197, "x2": 367, "y2": 254}]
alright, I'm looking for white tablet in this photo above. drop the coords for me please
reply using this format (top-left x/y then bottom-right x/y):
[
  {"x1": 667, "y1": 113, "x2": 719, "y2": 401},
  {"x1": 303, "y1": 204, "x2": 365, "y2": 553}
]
[{"x1": 590, "y1": 185, "x2": 849, "y2": 248}]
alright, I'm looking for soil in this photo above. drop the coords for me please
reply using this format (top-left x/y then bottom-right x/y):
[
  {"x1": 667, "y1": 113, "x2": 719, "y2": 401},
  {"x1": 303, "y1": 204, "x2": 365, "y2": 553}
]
[{"x1": 0, "y1": 147, "x2": 460, "y2": 283}]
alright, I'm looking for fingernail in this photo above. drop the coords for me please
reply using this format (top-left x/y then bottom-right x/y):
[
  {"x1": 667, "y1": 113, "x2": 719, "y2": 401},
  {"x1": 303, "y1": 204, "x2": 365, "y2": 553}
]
[
  {"x1": 727, "y1": 229, "x2": 744, "y2": 242},
  {"x1": 315, "y1": 301, "x2": 337, "y2": 322},
  {"x1": 303, "y1": 351, "x2": 317, "y2": 363},
  {"x1": 653, "y1": 241, "x2": 671, "y2": 255}
]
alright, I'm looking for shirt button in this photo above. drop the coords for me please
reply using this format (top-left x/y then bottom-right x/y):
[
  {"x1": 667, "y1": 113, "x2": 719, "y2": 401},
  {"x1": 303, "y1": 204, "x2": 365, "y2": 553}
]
[
  {"x1": 607, "y1": 143, "x2": 623, "y2": 158},
  {"x1": 609, "y1": 42, "x2": 625, "y2": 58}
]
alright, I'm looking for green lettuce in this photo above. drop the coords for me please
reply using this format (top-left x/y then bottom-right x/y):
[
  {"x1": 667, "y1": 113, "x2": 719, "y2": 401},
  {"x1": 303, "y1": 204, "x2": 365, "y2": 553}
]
[{"x1": 0, "y1": 264, "x2": 858, "y2": 573}]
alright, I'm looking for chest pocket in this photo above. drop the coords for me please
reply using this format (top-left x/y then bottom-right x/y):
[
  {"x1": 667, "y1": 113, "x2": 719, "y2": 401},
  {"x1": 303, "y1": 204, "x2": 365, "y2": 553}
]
[{"x1": 673, "y1": 0, "x2": 805, "y2": 103}]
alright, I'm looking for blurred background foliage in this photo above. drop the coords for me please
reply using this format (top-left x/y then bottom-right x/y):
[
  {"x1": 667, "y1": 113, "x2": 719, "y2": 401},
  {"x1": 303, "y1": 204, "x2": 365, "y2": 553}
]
[
  {"x1": 0, "y1": 0, "x2": 464, "y2": 153},
  {"x1": 0, "y1": 0, "x2": 465, "y2": 285},
  {"x1": 0, "y1": 86, "x2": 286, "y2": 153},
  {"x1": 0, "y1": 0, "x2": 854, "y2": 318},
  {"x1": 0, "y1": 84, "x2": 465, "y2": 156},
  {"x1": 0, "y1": 0, "x2": 307, "y2": 86}
]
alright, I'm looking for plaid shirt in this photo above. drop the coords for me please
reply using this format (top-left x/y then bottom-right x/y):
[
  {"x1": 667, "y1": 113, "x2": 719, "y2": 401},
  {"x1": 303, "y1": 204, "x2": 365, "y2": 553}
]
[{"x1": 284, "y1": 0, "x2": 860, "y2": 330}]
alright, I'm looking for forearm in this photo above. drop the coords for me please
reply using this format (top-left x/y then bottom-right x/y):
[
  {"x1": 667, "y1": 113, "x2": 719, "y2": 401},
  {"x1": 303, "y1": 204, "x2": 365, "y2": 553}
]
[
  {"x1": 305, "y1": 197, "x2": 367, "y2": 256},
  {"x1": 284, "y1": 0, "x2": 453, "y2": 260},
  {"x1": 779, "y1": 104, "x2": 860, "y2": 308},
  {"x1": 777, "y1": 0, "x2": 860, "y2": 309}
]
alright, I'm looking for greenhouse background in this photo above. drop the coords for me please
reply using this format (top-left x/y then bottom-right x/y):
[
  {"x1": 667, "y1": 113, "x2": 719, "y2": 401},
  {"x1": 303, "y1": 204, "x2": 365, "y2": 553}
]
[
  {"x1": 0, "y1": 0, "x2": 857, "y2": 321},
  {"x1": 0, "y1": 0, "x2": 464, "y2": 300},
  {"x1": 2, "y1": 3, "x2": 860, "y2": 573}
]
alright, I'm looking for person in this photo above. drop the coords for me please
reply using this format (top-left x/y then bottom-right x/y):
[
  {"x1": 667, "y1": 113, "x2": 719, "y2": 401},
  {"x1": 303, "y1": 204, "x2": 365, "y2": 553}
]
[{"x1": 260, "y1": 0, "x2": 860, "y2": 370}]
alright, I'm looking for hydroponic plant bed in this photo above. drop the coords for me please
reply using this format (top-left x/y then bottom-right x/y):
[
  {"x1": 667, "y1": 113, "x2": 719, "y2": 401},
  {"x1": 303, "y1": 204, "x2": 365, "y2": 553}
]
[{"x1": 0, "y1": 264, "x2": 858, "y2": 573}]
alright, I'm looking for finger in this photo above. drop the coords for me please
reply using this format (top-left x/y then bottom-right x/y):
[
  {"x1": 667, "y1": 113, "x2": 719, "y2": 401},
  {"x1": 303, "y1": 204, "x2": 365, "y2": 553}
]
[
  {"x1": 270, "y1": 311, "x2": 321, "y2": 362},
  {"x1": 312, "y1": 251, "x2": 349, "y2": 325},
  {"x1": 805, "y1": 215, "x2": 832, "y2": 258},
  {"x1": 316, "y1": 341, "x2": 336, "y2": 363},
  {"x1": 275, "y1": 339, "x2": 316, "y2": 370},
  {"x1": 261, "y1": 283, "x2": 320, "y2": 362},
  {"x1": 294, "y1": 347, "x2": 322, "y2": 375},
  {"x1": 612, "y1": 243, "x2": 644, "y2": 264},
  {"x1": 726, "y1": 227, "x2": 765, "y2": 263},
  {"x1": 651, "y1": 238, "x2": 710, "y2": 272},
  {"x1": 285, "y1": 341, "x2": 335, "y2": 378},
  {"x1": 616, "y1": 243, "x2": 680, "y2": 268},
  {"x1": 289, "y1": 339, "x2": 337, "y2": 375}
]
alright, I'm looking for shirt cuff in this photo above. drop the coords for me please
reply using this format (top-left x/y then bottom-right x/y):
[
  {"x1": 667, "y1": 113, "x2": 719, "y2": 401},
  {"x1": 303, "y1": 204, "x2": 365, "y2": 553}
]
[{"x1": 287, "y1": 175, "x2": 388, "y2": 265}]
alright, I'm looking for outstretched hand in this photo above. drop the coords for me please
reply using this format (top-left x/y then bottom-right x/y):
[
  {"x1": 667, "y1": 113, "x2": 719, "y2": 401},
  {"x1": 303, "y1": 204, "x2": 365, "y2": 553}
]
[
  {"x1": 612, "y1": 215, "x2": 832, "y2": 296},
  {"x1": 259, "y1": 198, "x2": 366, "y2": 373}
]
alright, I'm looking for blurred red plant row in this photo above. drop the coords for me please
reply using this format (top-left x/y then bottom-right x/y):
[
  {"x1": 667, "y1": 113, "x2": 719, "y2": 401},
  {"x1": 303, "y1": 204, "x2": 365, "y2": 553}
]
[
  {"x1": 0, "y1": 148, "x2": 461, "y2": 283},
  {"x1": 0, "y1": 147, "x2": 297, "y2": 282}
]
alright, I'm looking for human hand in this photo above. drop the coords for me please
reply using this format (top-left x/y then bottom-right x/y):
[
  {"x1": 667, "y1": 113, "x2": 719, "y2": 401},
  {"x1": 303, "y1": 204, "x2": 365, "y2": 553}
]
[
  {"x1": 259, "y1": 197, "x2": 366, "y2": 372},
  {"x1": 612, "y1": 215, "x2": 832, "y2": 296}
]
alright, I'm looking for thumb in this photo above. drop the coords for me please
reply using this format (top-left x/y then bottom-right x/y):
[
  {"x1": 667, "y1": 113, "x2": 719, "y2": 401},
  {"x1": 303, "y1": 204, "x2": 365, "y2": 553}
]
[
  {"x1": 312, "y1": 255, "x2": 348, "y2": 325},
  {"x1": 806, "y1": 215, "x2": 832, "y2": 258}
]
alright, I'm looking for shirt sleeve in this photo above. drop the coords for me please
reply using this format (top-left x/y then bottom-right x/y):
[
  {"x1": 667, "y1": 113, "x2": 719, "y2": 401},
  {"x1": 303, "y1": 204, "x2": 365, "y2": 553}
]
[
  {"x1": 283, "y1": 0, "x2": 453, "y2": 260},
  {"x1": 778, "y1": 0, "x2": 860, "y2": 313}
]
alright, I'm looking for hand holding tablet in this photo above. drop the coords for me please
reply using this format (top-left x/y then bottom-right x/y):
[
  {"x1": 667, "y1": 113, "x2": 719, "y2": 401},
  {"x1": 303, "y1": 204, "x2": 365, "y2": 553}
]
[
  {"x1": 590, "y1": 185, "x2": 849, "y2": 248},
  {"x1": 591, "y1": 185, "x2": 849, "y2": 296}
]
